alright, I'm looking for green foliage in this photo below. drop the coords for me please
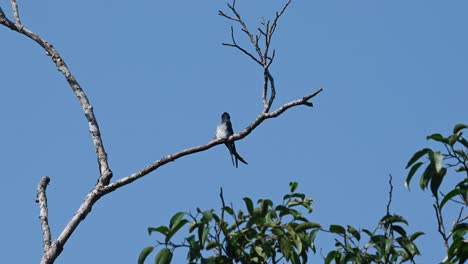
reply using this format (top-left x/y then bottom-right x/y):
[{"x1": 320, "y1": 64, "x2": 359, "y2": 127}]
[
  {"x1": 324, "y1": 215, "x2": 423, "y2": 263},
  {"x1": 139, "y1": 123, "x2": 468, "y2": 263},
  {"x1": 405, "y1": 123, "x2": 468, "y2": 263},
  {"x1": 139, "y1": 182, "x2": 320, "y2": 264}
]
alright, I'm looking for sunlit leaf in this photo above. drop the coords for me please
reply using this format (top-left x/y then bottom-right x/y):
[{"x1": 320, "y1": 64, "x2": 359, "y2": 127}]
[
  {"x1": 385, "y1": 238, "x2": 393, "y2": 254},
  {"x1": 430, "y1": 151, "x2": 443, "y2": 174},
  {"x1": 430, "y1": 167, "x2": 446, "y2": 198}
]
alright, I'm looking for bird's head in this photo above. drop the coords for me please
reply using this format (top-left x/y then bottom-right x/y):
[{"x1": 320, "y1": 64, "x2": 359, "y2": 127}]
[{"x1": 221, "y1": 112, "x2": 231, "y2": 122}]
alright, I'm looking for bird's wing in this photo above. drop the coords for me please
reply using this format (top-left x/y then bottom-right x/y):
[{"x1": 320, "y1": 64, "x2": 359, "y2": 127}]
[{"x1": 225, "y1": 120, "x2": 234, "y2": 135}]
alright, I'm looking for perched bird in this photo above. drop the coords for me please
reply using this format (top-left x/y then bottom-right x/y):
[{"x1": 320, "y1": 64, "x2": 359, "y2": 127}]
[{"x1": 215, "y1": 112, "x2": 248, "y2": 167}]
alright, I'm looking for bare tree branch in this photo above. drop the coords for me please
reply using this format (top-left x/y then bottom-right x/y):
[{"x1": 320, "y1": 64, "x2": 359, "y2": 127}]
[
  {"x1": 386, "y1": 174, "x2": 393, "y2": 216},
  {"x1": 9, "y1": 0, "x2": 21, "y2": 25},
  {"x1": 433, "y1": 201, "x2": 449, "y2": 252},
  {"x1": 219, "y1": 0, "x2": 292, "y2": 112},
  {"x1": 0, "y1": 12, "x2": 112, "y2": 186},
  {"x1": 36, "y1": 176, "x2": 51, "y2": 253}
]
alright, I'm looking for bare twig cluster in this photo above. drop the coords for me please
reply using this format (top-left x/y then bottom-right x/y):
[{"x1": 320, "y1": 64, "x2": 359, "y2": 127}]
[
  {"x1": 0, "y1": 1, "x2": 322, "y2": 263},
  {"x1": 219, "y1": 0, "x2": 306, "y2": 113}
]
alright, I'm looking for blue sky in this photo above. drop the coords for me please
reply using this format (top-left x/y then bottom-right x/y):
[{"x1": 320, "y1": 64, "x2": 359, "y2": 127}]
[{"x1": 1, "y1": 0, "x2": 467, "y2": 263}]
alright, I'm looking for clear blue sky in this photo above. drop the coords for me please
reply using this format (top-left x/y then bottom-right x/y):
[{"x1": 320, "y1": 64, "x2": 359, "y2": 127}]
[{"x1": 1, "y1": 0, "x2": 467, "y2": 263}]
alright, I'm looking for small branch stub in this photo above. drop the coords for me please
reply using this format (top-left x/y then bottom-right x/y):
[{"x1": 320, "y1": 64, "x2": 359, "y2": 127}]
[{"x1": 36, "y1": 176, "x2": 52, "y2": 253}]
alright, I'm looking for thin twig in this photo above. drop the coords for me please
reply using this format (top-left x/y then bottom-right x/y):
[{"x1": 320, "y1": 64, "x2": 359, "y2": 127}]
[
  {"x1": 386, "y1": 174, "x2": 393, "y2": 216},
  {"x1": 433, "y1": 201, "x2": 449, "y2": 252},
  {"x1": 36, "y1": 176, "x2": 52, "y2": 253}
]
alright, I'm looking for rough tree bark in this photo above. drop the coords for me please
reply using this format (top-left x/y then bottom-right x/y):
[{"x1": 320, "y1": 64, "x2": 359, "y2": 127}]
[{"x1": 0, "y1": 1, "x2": 322, "y2": 263}]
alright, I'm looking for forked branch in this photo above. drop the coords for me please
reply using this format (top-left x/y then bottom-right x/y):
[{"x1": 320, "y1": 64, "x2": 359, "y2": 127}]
[
  {"x1": 0, "y1": 6, "x2": 112, "y2": 186},
  {"x1": 220, "y1": 0, "x2": 292, "y2": 112}
]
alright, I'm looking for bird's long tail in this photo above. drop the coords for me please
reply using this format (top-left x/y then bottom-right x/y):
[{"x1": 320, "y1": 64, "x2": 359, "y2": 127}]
[{"x1": 226, "y1": 142, "x2": 248, "y2": 168}]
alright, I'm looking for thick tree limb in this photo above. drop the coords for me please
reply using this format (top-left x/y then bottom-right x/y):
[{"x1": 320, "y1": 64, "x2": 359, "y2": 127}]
[{"x1": 36, "y1": 176, "x2": 51, "y2": 253}]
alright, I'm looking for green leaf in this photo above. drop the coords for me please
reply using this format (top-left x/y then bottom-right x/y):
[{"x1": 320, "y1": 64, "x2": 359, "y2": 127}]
[
  {"x1": 188, "y1": 222, "x2": 198, "y2": 233},
  {"x1": 243, "y1": 197, "x2": 254, "y2": 214},
  {"x1": 272, "y1": 227, "x2": 285, "y2": 236},
  {"x1": 138, "y1": 246, "x2": 154, "y2": 264},
  {"x1": 448, "y1": 134, "x2": 460, "y2": 146},
  {"x1": 347, "y1": 225, "x2": 361, "y2": 241},
  {"x1": 406, "y1": 148, "x2": 431, "y2": 169},
  {"x1": 380, "y1": 215, "x2": 409, "y2": 226},
  {"x1": 289, "y1": 182, "x2": 299, "y2": 192},
  {"x1": 155, "y1": 248, "x2": 172, "y2": 264},
  {"x1": 170, "y1": 219, "x2": 189, "y2": 238},
  {"x1": 419, "y1": 164, "x2": 434, "y2": 190},
  {"x1": 430, "y1": 151, "x2": 443, "y2": 173},
  {"x1": 385, "y1": 238, "x2": 393, "y2": 254},
  {"x1": 206, "y1": 241, "x2": 218, "y2": 250},
  {"x1": 148, "y1": 226, "x2": 169, "y2": 236},
  {"x1": 169, "y1": 212, "x2": 186, "y2": 229},
  {"x1": 426, "y1": 133, "x2": 448, "y2": 143},
  {"x1": 460, "y1": 138, "x2": 468, "y2": 148},
  {"x1": 390, "y1": 225, "x2": 407, "y2": 237},
  {"x1": 441, "y1": 189, "x2": 465, "y2": 209},
  {"x1": 294, "y1": 234, "x2": 303, "y2": 253},
  {"x1": 201, "y1": 210, "x2": 213, "y2": 223},
  {"x1": 279, "y1": 236, "x2": 292, "y2": 260},
  {"x1": 325, "y1": 250, "x2": 341, "y2": 264},
  {"x1": 430, "y1": 167, "x2": 446, "y2": 198},
  {"x1": 409, "y1": 231, "x2": 425, "y2": 241},
  {"x1": 329, "y1": 224, "x2": 346, "y2": 235},
  {"x1": 201, "y1": 257, "x2": 217, "y2": 264},
  {"x1": 405, "y1": 162, "x2": 424, "y2": 190},
  {"x1": 452, "y1": 223, "x2": 468, "y2": 240},
  {"x1": 295, "y1": 222, "x2": 321, "y2": 232},
  {"x1": 453, "y1": 123, "x2": 468, "y2": 134},
  {"x1": 222, "y1": 206, "x2": 234, "y2": 215}
]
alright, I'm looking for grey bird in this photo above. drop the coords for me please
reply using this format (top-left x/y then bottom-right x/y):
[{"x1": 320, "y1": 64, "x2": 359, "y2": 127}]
[{"x1": 215, "y1": 112, "x2": 248, "y2": 167}]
